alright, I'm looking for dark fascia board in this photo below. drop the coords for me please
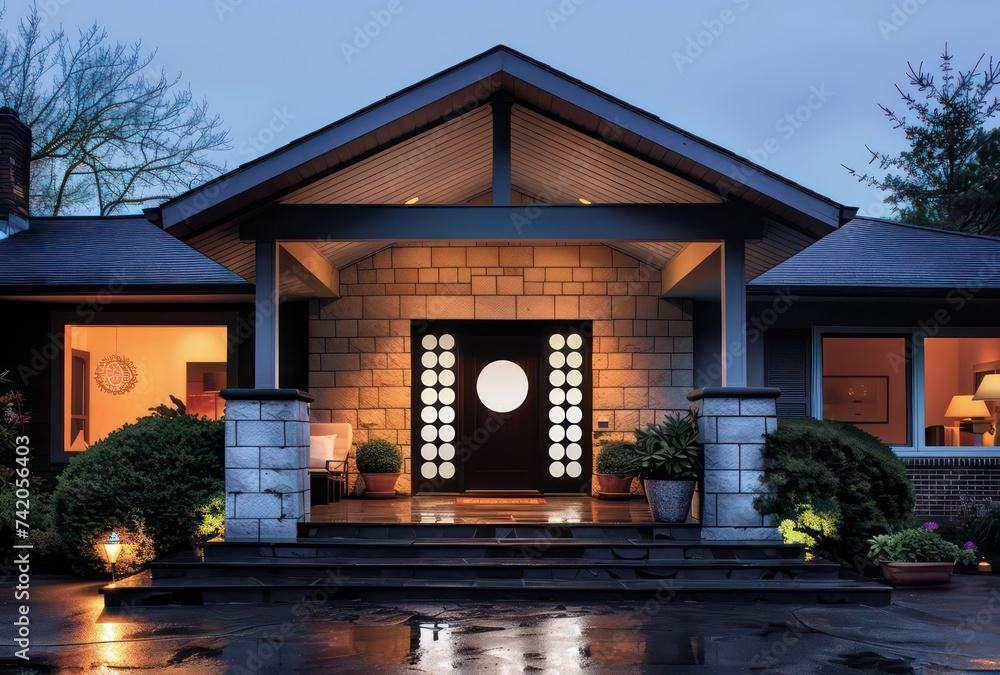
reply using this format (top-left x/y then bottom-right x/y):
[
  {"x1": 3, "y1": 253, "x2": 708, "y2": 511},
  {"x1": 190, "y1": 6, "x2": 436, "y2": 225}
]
[
  {"x1": 746, "y1": 284, "x2": 1000, "y2": 298},
  {"x1": 157, "y1": 46, "x2": 846, "y2": 234},
  {"x1": 240, "y1": 204, "x2": 763, "y2": 243},
  {"x1": 0, "y1": 283, "x2": 254, "y2": 296}
]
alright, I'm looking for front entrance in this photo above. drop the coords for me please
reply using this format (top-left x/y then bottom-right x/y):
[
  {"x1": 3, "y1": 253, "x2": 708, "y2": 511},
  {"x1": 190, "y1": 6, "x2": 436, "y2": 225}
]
[{"x1": 411, "y1": 321, "x2": 592, "y2": 494}]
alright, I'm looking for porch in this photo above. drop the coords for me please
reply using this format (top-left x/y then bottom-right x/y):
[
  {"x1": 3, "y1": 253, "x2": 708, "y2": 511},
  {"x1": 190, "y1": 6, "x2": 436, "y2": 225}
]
[{"x1": 306, "y1": 494, "x2": 684, "y2": 525}]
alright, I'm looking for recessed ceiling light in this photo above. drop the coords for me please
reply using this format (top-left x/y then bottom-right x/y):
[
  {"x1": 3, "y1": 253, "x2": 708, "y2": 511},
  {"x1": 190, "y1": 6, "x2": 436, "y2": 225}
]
[
  {"x1": 405, "y1": 197, "x2": 419, "y2": 205},
  {"x1": 578, "y1": 197, "x2": 592, "y2": 205}
]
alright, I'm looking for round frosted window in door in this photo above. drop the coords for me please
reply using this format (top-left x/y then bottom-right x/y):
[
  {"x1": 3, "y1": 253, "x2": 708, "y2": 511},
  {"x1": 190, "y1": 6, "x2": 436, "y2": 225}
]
[
  {"x1": 548, "y1": 352, "x2": 566, "y2": 369},
  {"x1": 421, "y1": 335, "x2": 438, "y2": 350},
  {"x1": 439, "y1": 462, "x2": 456, "y2": 479},
  {"x1": 566, "y1": 370, "x2": 583, "y2": 387},
  {"x1": 549, "y1": 461, "x2": 566, "y2": 478},
  {"x1": 420, "y1": 443, "x2": 438, "y2": 461},
  {"x1": 567, "y1": 333, "x2": 583, "y2": 349},
  {"x1": 549, "y1": 334, "x2": 566, "y2": 350},
  {"x1": 421, "y1": 370, "x2": 438, "y2": 387},
  {"x1": 420, "y1": 388, "x2": 438, "y2": 405},
  {"x1": 438, "y1": 406, "x2": 456, "y2": 424},
  {"x1": 438, "y1": 388, "x2": 456, "y2": 405},
  {"x1": 439, "y1": 351, "x2": 456, "y2": 369},
  {"x1": 566, "y1": 351, "x2": 583, "y2": 369},
  {"x1": 439, "y1": 370, "x2": 456, "y2": 387},
  {"x1": 420, "y1": 352, "x2": 438, "y2": 369},
  {"x1": 421, "y1": 463, "x2": 437, "y2": 479},
  {"x1": 438, "y1": 334, "x2": 456, "y2": 350},
  {"x1": 549, "y1": 370, "x2": 566, "y2": 387},
  {"x1": 566, "y1": 388, "x2": 583, "y2": 405},
  {"x1": 438, "y1": 443, "x2": 456, "y2": 461},
  {"x1": 549, "y1": 443, "x2": 565, "y2": 460},
  {"x1": 476, "y1": 360, "x2": 529, "y2": 413},
  {"x1": 549, "y1": 388, "x2": 566, "y2": 405}
]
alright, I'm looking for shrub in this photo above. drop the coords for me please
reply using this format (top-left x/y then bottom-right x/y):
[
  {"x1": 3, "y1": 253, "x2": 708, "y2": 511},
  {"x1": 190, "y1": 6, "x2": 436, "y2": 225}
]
[
  {"x1": 967, "y1": 506, "x2": 1000, "y2": 552},
  {"x1": 754, "y1": 417, "x2": 915, "y2": 569},
  {"x1": 595, "y1": 440, "x2": 636, "y2": 475},
  {"x1": 52, "y1": 413, "x2": 224, "y2": 575},
  {"x1": 0, "y1": 479, "x2": 63, "y2": 567},
  {"x1": 355, "y1": 438, "x2": 402, "y2": 473}
]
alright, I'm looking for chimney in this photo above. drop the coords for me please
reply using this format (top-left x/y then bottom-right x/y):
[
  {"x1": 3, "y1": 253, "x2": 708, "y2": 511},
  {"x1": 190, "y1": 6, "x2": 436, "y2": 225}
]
[{"x1": 0, "y1": 106, "x2": 31, "y2": 236}]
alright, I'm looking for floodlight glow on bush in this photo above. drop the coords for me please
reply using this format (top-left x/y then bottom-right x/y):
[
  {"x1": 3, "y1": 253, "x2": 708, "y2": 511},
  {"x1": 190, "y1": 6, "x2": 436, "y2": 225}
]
[{"x1": 476, "y1": 360, "x2": 529, "y2": 413}]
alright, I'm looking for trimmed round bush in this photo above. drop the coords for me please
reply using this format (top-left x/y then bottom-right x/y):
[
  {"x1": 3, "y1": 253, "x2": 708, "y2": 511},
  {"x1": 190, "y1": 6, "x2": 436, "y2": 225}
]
[
  {"x1": 595, "y1": 440, "x2": 636, "y2": 475},
  {"x1": 355, "y1": 438, "x2": 402, "y2": 473},
  {"x1": 753, "y1": 417, "x2": 915, "y2": 570},
  {"x1": 52, "y1": 414, "x2": 224, "y2": 575}
]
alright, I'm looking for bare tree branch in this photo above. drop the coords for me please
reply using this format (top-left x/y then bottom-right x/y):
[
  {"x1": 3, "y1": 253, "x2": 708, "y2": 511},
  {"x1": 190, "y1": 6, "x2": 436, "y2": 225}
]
[{"x1": 0, "y1": 5, "x2": 231, "y2": 215}]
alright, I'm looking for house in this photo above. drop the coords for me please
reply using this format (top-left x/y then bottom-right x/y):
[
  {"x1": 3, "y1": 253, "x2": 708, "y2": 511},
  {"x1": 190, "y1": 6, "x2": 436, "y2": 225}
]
[{"x1": 2, "y1": 47, "x2": 997, "y2": 544}]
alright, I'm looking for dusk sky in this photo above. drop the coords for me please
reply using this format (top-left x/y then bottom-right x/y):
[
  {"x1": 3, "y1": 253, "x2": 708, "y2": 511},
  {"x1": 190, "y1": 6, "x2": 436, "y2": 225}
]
[{"x1": 3, "y1": 0, "x2": 998, "y2": 216}]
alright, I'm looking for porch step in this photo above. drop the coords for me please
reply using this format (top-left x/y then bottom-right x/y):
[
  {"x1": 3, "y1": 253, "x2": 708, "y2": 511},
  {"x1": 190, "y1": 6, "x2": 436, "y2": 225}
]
[
  {"x1": 102, "y1": 568, "x2": 889, "y2": 606},
  {"x1": 151, "y1": 556, "x2": 843, "y2": 581},
  {"x1": 298, "y1": 522, "x2": 705, "y2": 540},
  {"x1": 206, "y1": 537, "x2": 807, "y2": 561}
]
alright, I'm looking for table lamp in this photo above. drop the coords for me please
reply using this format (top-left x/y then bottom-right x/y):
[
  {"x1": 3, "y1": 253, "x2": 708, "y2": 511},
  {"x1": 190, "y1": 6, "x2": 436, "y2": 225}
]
[
  {"x1": 973, "y1": 374, "x2": 1000, "y2": 447},
  {"x1": 944, "y1": 395, "x2": 992, "y2": 446}
]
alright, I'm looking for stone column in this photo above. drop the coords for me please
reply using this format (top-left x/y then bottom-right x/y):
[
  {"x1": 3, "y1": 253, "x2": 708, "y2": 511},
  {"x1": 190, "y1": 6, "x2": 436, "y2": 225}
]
[
  {"x1": 687, "y1": 387, "x2": 781, "y2": 541},
  {"x1": 222, "y1": 389, "x2": 314, "y2": 541}
]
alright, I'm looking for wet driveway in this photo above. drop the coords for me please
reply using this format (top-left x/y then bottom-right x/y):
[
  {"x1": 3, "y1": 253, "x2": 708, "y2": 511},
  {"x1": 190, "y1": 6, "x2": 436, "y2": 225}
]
[{"x1": 2, "y1": 574, "x2": 999, "y2": 673}]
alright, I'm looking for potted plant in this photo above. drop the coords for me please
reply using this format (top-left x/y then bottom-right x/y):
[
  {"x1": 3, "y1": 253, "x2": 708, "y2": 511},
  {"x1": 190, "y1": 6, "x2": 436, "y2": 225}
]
[
  {"x1": 594, "y1": 440, "x2": 637, "y2": 498},
  {"x1": 868, "y1": 522, "x2": 978, "y2": 587},
  {"x1": 355, "y1": 438, "x2": 402, "y2": 498},
  {"x1": 629, "y1": 411, "x2": 702, "y2": 522}
]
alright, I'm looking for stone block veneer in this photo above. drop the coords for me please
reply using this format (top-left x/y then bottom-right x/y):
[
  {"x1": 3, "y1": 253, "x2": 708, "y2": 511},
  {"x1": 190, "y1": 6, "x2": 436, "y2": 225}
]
[
  {"x1": 688, "y1": 387, "x2": 781, "y2": 541},
  {"x1": 222, "y1": 389, "x2": 314, "y2": 541},
  {"x1": 310, "y1": 243, "x2": 695, "y2": 494}
]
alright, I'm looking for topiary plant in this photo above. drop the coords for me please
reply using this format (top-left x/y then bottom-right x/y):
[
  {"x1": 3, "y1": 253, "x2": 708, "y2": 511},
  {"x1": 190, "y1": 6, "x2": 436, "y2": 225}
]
[
  {"x1": 52, "y1": 412, "x2": 224, "y2": 575},
  {"x1": 355, "y1": 438, "x2": 402, "y2": 473},
  {"x1": 754, "y1": 417, "x2": 915, "y2": 570},
  {"x1": 595, "y1": 440, "x2": 636, "y2": 475}
]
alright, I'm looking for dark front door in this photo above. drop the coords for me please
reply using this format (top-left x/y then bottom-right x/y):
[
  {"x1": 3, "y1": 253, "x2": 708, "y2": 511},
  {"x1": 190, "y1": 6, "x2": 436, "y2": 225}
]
[{"x1": 461, "y1": 335, "x2": 540, "y2": 491}]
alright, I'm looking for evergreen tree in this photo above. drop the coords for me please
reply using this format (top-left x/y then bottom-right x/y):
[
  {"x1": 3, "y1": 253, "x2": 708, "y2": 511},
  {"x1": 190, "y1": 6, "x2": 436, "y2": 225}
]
[{"x1": 845, "y1": 46, "x2": 1000, "y2": 236}]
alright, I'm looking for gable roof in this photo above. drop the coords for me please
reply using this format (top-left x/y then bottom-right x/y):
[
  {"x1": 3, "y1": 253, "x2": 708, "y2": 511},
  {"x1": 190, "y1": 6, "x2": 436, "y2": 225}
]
[
  {"x1": 749, "y1": 217, "x2": 1000, "y2": 293},
  {"x1": 155, "y1": 45, "x2": 853, "y2": 237},
  {"x1": 0, "y1": 217, "x2": 253, "y2": 294}
]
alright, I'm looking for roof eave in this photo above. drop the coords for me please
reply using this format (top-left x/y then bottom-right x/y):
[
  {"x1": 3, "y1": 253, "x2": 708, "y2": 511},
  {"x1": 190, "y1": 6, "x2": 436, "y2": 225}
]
[{"x1": 155, "y1": 46, "x2": 848, "y2": 235}]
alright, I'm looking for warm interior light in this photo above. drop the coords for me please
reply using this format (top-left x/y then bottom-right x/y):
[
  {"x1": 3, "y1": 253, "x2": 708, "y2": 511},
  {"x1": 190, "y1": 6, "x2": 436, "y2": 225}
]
[
  {"x1": 476, "y1": 360, "x2": 529, "y2": 413},
  {"x1": 103, "y1": 532, "x2": 122, "y2": 564},
  {"x1": 577, "y1": 197, "x2": 592, "y2": 205},
  {"x1": 405, "y1": 197, "x2": 420, "y2": 205},
  {"x1": 973, "y1": 374, "x2": 1000, "y2": 401},
  {"x1": 944, "y1": 395, "x2": 991, "y2": 419}
]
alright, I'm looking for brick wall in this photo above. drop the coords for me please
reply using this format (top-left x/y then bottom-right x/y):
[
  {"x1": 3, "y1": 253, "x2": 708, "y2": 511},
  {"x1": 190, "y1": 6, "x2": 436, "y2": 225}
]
[
  {"x1": 309, "y1": 243, "x2": 693, "y2": 493},
  {"x1": 904, "y1": 457, "x2": 1000, "y2": 519}
]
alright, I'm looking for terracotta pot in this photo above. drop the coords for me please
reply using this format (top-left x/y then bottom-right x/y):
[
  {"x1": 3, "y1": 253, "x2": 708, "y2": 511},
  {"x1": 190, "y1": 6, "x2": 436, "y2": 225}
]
[
  {"x1": 361, "y1": 472, "x2": 400, "y2": 496},
  {"x1": 879, "y1": 561, "x2": 955, "y2": 587},
  {"x1": 643, "y1": 479, "x2": 696, "y2": 522},
  {"x1": 597, "y1": 474, "x2": 633, "y2": 495}
]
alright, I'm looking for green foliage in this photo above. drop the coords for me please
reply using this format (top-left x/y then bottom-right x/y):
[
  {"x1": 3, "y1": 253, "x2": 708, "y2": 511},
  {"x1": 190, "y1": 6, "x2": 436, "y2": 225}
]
[
  {"x1": 355, "y1": 438, "x2": 402, "y2": 473},
  {"x1": 847, "y1": 47, "x2": 1000, "y2": 236},
  {"x1": 967, "y1": 506, "x2": 1000, "y2": 552},
  {"x1": 754, "y1": 417, "x2": 915, "y2": 568},
  {"x1": 776, "y1": 506, "x2": 840, "y2": 550},
  {"x1": 52, "y1": 414, "x2": 224, "y2": 575},
  {"x1": 148, "y1": 395, "x2": 187, "y2": 418},
  {"x1": 630, "y1": 412, "x2": 702, "y2": 481},
  {"x1": 0, "y1": 482, "x2": 63, "y2": 563},
  {"x1": 869, "y1": 527, "x2": 978, "y2": 565},
  {"x1": 595, "y1": 440, "x2": 637, "y2": 475}
]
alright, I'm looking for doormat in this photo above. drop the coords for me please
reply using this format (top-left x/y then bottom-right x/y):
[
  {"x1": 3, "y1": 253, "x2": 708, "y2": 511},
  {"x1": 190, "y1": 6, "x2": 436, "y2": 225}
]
[{"x1": 456, "y1": 497, "x2": 548, "y2": 505}]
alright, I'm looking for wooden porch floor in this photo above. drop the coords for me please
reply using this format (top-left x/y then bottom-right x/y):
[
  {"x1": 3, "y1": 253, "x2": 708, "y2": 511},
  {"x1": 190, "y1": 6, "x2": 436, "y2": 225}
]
[{"x1": 307, "y1": 495, "x2": 694, "y2": 525}]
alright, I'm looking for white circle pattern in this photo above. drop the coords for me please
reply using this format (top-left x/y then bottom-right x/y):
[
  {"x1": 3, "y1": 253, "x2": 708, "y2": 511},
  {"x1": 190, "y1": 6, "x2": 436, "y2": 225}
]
[{"x1": 417, "y1": 334, "x2": 460, "y2": 485}]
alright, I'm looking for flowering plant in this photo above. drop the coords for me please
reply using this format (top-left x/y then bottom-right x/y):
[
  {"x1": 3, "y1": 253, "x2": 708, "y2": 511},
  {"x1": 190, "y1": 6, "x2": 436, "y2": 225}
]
[{"x1": 869, "y1": 527, "x2": 978, "y2": 566}]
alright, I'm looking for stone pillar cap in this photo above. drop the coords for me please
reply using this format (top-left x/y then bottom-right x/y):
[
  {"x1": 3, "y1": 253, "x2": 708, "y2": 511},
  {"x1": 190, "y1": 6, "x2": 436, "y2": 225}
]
[
  {"x1": 687, "y1": 387, "x2": 781, "y2": 402},
  {"x1": 221, "y1": 388, "x2": 315, "y2": 402}
]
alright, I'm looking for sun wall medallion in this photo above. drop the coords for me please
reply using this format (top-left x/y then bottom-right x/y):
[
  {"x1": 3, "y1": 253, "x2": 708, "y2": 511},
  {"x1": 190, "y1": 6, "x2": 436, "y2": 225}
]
[{"x1": 95, "y1": 354, "x2": 139, "y2": 395}]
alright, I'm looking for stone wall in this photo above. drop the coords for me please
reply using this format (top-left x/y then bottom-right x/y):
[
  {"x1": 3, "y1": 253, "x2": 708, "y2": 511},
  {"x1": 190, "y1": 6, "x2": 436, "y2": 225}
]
[{"x1": 309, "y1": 243, "x2": 694, "y2": 493}]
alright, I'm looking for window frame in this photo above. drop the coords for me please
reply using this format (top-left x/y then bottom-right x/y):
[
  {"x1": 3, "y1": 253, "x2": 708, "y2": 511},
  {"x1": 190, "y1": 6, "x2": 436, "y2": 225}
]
[{"x1": 812, "y1": 326, "x2": 1000, "y2": 457}]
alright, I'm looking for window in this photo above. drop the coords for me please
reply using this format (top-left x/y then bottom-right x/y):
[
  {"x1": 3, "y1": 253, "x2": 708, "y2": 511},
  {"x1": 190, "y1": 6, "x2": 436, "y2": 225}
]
[
  {"x1": 924, "y1": 337, "x2": 1000, "y2": 447},
  {"x1": 64, "y1": 325, "x2": 228, "y2": 451},
  {"x1": 821, "y1": 336, "x2": 909, "y2": 445}
]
